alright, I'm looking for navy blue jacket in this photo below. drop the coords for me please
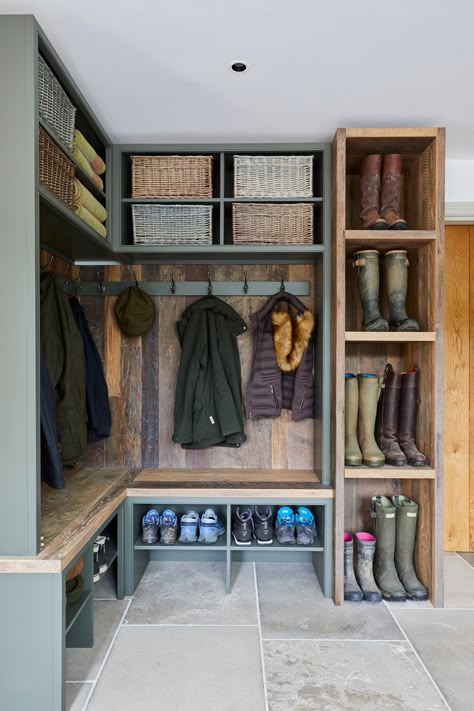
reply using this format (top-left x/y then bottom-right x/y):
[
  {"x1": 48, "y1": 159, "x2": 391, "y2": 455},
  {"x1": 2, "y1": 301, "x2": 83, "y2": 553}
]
[
  {"x1": 69, "y1": 298, "x2": 111, "y2": 442},
  {"x1": 40, "y1": 353, "x2": 64, "y2": 489}
]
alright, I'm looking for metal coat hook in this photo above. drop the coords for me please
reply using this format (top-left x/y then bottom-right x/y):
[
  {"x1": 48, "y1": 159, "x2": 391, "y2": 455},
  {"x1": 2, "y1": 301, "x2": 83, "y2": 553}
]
[
  {"x1": 207, "y1": 270, "x2": 213, "y2": 296},
  {"x1": 170, "y1": 272, "x2": 176, "y2": 294},
  {"x1": 243, "y1": 271, "x2": 249, "y2": 294},
  {"x1": 97, "y1": 269, "x2": 105, "y2": 293},
  {"x1": 133, "y1": 270, "x2": 139, "y2": 288},
  {"x1": 280, "y1": 273, "x2": 286, "y2": 292}
]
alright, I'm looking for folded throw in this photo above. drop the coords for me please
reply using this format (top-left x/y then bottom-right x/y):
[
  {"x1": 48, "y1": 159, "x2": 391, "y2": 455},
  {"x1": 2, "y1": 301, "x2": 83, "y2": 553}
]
[
  {"x1": 73, "y1": 179, "x2": 107, "y2": 223},
  {"x1": 73, "y1": 129, "x2": 106, "y2": 175},
  {"x1": 74, "y1": 203, "x2": 107, "y2": 238},
  {"x1": 72, "y1": 146, "x2": 104, "y2": 191}
]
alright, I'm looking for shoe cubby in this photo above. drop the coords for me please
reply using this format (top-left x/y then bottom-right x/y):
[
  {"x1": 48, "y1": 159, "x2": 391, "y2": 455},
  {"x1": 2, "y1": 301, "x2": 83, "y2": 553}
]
[
  {"x1": 64, "y1": 544, "x2": 94, "y2": 648},
  {"x1": 229, "y1": 504, "x2": 324, "y2": 551},
  {"x1": 132, "y1": 502, "x2": 228, "y2": 550},
  {"x1": 342, "y1": 129, "x2": 441, "y2": 231}
]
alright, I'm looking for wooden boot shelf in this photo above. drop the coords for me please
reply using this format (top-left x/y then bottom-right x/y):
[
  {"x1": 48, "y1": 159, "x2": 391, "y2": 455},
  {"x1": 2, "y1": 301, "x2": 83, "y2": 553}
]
[{"x1": 0, "y1": 15, "x2": 445, "y2": 711}]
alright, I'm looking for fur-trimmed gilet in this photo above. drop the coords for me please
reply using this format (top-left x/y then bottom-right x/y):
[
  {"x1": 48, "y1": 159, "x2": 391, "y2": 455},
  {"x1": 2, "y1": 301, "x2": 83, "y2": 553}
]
[{"x1": 246, "y1": 292, "x2": 315, "y2": 421}]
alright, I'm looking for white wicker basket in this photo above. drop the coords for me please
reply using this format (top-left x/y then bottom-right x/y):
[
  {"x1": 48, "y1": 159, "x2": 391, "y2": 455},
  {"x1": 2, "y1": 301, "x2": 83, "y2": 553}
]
[
  {"x1": 38, "y1": 55, "x2": 76, "y2": 151},
  {"x1": 234, "y1": 155, "x2": 314, "y2": 197},
  {"x1": 131, "y1": 205, "x2": 213, "y2": 245}
]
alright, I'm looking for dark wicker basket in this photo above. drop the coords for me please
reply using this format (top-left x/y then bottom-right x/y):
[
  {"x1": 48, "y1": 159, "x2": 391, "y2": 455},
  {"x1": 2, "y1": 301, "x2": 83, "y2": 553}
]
[
  {"x1": 38, "y1": 55, "x2": 76, "y2": 151},
  {"x1": 39, "y1": 127, "x2": 75, "y2": 209}
]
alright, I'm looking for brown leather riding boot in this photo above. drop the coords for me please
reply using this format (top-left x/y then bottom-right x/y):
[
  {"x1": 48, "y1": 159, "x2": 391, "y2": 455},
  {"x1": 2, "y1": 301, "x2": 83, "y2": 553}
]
[
  {"x1": 398, "y1": 369, "x2": 427, "y2": 466},
  {"x1": 375, "y1": 364, "x2": 407, "y2": 466},
  {"x1": 380, "y1": 154, "x2": 408, "y2": 229},
  {"x1": 360, "y1": 155, "x2": 388, "y2": 229}
]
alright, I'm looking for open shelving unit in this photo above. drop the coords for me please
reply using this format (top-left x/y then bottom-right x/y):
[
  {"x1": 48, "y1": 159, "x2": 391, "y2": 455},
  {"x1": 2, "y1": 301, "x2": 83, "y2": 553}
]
[{"x1": 332, "y1": 127, "x2": 445, "y2": 606}]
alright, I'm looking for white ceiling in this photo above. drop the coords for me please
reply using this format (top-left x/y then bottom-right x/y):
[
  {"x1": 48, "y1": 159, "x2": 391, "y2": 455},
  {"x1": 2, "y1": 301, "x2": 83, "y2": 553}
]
[{"x1": 1, "y1": 0, "x2": 473, "y2": 158}]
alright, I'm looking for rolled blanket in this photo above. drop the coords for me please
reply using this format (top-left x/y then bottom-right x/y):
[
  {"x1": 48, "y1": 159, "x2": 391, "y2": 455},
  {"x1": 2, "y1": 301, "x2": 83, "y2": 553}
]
[
  {"x1": 73, "y1": 129, "x2": 106, "y2": 175},
  {"x1": 73, "y1": 179, "x2": 107, "y2": 223},
  {"x1": 72, "y1": 146, "x2": 104, "y2": 191},
  {"x1": 74, "y1": 203, "x2": 107, "y2": 238}
]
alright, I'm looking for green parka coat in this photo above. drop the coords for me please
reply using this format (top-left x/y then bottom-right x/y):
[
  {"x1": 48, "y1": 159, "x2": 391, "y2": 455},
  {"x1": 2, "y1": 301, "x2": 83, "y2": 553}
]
[{"x1": 173, "y1": 297, "x2": 247, "y2": 449}]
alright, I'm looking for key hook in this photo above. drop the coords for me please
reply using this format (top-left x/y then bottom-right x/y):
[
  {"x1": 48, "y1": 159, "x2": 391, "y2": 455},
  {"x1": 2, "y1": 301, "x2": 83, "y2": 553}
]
[
  {"x1": 243, "y1": 270, "x2": 249, "y2": 294},
  {"x1": 208, "y1": 271, "x2": 213, "y2": 296},
  {"x1": 170, "y1": 271, "x2": 176, "y2": 294}
]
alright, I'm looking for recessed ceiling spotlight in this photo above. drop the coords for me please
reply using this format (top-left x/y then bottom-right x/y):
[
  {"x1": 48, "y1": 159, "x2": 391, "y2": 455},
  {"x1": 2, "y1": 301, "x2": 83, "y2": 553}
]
[{"x1": 231, "y1": 62, "x2": 247, "y2": 73}]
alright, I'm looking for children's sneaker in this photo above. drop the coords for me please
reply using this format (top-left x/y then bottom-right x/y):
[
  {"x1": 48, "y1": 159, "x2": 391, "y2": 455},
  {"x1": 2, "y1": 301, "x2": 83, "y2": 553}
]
[
  {"x1": 275, "y1": 506, "x2": 295, "y2": 545},
  {"x1": 198, "y1": 509, "x2": 226, "y2": 544},
  {"x1": 93, "y1": 543, "x2": 100, "y2": 583},
  {"x1": 254, "y1": 506, "x2": 274, "y2": 545},
  {"x1": 179, "y1": 511, "x2": 200, "y2": 543},
  {"x1": 160, "y1": 509, "x2": 178, "y2": 545},
  {"x1": 295, "y1": 507, "x2": 317, "y2": 545},
  {"x1": 142, "y1": 509, "x2": 159, "y2": 544},
  {"x1": 94, "y1": 535, "x2": 109, "y2": 573},
  {"x1": 232, "y1": 507, "x2": 253, "y2": 546}
]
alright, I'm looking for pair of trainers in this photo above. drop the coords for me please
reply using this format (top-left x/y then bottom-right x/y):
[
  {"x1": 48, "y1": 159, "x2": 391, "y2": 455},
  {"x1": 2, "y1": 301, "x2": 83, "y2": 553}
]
[
  {"x1": 233, "y1": 506, "x2": 274, "y2": 546},
  {"x1": 179, "y1": 509, "x2": 225, "y2": 545},
  {"x1": 142, "y1": 509, "x2": 178, "y2": 545},
  {"x1": 93, "y1": 535, "x2": 109, "y2": 583},
  {"x1": 276, "y1": 507, "x2": 317, "y2": 545}
]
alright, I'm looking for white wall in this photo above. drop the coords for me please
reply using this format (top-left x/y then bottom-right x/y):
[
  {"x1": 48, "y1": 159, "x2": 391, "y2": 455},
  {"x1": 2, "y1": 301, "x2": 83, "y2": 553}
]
[{"x1": 446, "y1": 160, "x2": 474, "y2": 203}]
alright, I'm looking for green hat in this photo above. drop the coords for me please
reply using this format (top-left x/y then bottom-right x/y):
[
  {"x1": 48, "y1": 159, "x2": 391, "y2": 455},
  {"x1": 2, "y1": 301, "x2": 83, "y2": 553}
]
[{"x1": 114, "y1": 285, "x2": 156, "y2": 337}]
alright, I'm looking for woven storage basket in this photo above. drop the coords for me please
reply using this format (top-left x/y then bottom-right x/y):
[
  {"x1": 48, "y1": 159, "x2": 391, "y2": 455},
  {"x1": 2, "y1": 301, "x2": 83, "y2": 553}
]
[
  {"x1": 232, "y1": 203, "x2": 313, "y2": 245},
  {"x1": 131, "y1": 155, "x2": 213, "y2": 198},
  {"x1": 38, "y1": 55, "x2": 76, "y2": 151},
  {"x1": 234, "y1": 155, "x2": 314, "y2": 197},
  {"x1": 39, "y1": 127, "x2": 75, "y2": 209},
  {"x1": 132, "y1": 204, "x2": 213, "y2": 245}
]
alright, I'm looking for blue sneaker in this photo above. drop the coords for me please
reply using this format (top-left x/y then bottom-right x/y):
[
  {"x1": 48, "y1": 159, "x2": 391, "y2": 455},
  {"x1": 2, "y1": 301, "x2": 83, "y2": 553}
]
[
  {"x1": 179, "y1": 511, "x2": 199, "y2": 543},
  {"x1": 295, "y1": 507, "x2": 317, "y2": 545},
  {"x1": 275, "y1": 506, "x2": 295, "y2": 545},
  {"x1": 142, "y1": 509, "x2": 159, "y2": 544},
  {"x1": 160, "y1": 508, "x2": 178, "y2": 545},
  {"x1": 198, "y1": 509, "x2": 226, "y2": 544}
]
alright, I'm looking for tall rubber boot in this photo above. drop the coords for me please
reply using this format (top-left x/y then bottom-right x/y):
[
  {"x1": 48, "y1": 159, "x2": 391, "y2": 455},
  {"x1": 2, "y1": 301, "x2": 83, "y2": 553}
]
[
  {"x1": 359, "y1": 154, "x2": 388, "y2": 229},
  {"x1": 398, "y1": 370, "x2": 427, "y2": 465},
  {"x1": 384, "y1": 250, "x2": 420, "y2": 332},
  {"x1": 370, "y1": 495, "x2": 406, "y2": 601},
  {"x1": 358, "y1": 374, "x2": 385, "y2": 467},
  {"x1": 353, "y1": 250, "x2": 389, "y2": 332},
  {"x1": 355, "y1": 532, "x2": 382, "y2": 602},
  {"x1": 345, "y1": 374, "x2": 362, "y2": 466},
  {"x1": 380, "y1": 154, "x2": 407, "y2": 229},
  {"x1": 392, "y1": 495, "x2": 428, "y2": 600},
  {"x1": 375, "y1": 364, "x2": 407, "y2": 465},
  {"x1": 344, "y1": 532, "x2": 363, "y2": 601}
]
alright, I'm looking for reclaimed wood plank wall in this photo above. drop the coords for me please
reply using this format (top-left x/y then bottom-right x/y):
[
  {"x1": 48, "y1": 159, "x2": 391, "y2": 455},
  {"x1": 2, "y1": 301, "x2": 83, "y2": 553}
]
[{"x1": 40, "y1": 253, "x2": 317, "y2": 471}]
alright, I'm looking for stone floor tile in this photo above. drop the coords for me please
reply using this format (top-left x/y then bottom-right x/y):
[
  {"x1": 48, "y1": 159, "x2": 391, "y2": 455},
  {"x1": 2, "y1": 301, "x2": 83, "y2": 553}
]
[
  {"x1": 444, "y1": 554, "x2": 474, "y2": 608},
  {"x1": 65, "y1": 682, "x2": 92, "y2": 711},
  {"x1": 458, "y1": 551, "x2": 474, "y2": 568},
  {"x1": 257, "y1": 562, "x2": 403, "y2": 640},
  {"x1": 126, "y1": 561, "x2": 257, "y2": 625},
  {"x1": 87, "y1": 626, "x2": 265, "y2": 711},
  {"x1": 264, "y1": 639, "x2": 446, "y2": 711},
  {"x1": 65, "y1": 600, "x2": 127, "y2": 681},
  {"x1": 394, "y1": 609, "x2": 474, "y2": 711}
]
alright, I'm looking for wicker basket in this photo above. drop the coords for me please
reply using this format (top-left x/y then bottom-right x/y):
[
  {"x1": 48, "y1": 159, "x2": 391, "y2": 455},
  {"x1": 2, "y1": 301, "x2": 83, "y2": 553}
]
[
  {"x1": 131, "y1": 204, "x2": 213, "y2": 245},
  {"x1": 232, "y1": 203, "x2": 313, "y2": 245},
  {"x1": 131, "y1": 155, "x2": 213, "y2": 198},
  {"x1": 38, "y1": 55, "x2": 76, "y2": 151},
  {"x1": 39, "y1": 127, "x2": 75, "y2": 209},
  {"x1": 234, "y1": 155, "x2": 314, "y2": 198}
]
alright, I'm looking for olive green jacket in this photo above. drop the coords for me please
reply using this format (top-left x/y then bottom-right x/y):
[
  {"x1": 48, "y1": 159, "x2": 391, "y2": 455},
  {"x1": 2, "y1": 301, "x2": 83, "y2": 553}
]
[
  {"x1": 40, "y1": 272, "x2": 87, "y2": 466},
  {"x1": 173, "y1": 297, "x2": 247, "y2": 449}
]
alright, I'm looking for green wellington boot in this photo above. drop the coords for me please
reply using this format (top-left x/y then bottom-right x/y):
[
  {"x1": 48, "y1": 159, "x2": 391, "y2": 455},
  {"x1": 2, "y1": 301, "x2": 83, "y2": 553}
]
[
  {"x1": 358, "y1": 374, "x2": 385, "y2": 467},
  {"x1": 384, "y1": 250, "x2": 420, "y2": 332},
  {"x1": 370, "y1": 495, "x2": 406, "y2": 601},
  {"x1": 392, "y1": 495, "x2": 428, "y2": 600},
  {"x1": 352, "y1": 250, "x2": 389, "y2": 332},
  {"x1": 345, "y1": 374, "x2": 362, "y2": 466}
]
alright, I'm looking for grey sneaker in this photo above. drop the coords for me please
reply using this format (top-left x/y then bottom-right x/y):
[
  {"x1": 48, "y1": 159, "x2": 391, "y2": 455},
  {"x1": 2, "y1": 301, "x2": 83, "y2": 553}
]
[
  {"x1": 295, "y1": 507, "x2": 317, "y2": 545},
  {"x1": 275, "y1": 507, "x2": 295, "y2": 545},
  {"x1": 160, "y1": 509, "x2": 178, "y2": 545},
  {"x1": 253, "y1": 506, "x2": 274, "y2": 545},
  {"x1": 179, "y1": 511, "x2": 199, "y2": 543},
  {"x1": 142, "y1": 509, "x2": 159, "y2": 544}
]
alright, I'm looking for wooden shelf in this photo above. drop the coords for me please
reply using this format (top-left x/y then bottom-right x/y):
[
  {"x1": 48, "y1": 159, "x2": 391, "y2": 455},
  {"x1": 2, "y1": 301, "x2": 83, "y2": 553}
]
[
  {"x1": 345, "y1": 331, "x2": 436, "y2": 342},
  {"x1": 344, "y1": 230, "x2": 436, "y2": 251},
  {"x1": 345, "y1": 466, "x2": 435, "y2": 479}
]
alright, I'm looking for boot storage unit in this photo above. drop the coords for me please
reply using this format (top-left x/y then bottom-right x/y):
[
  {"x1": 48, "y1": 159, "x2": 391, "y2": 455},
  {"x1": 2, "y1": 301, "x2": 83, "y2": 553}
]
[{"x1": 332, "y1": 128, "x2": 445, "y2": 606}]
